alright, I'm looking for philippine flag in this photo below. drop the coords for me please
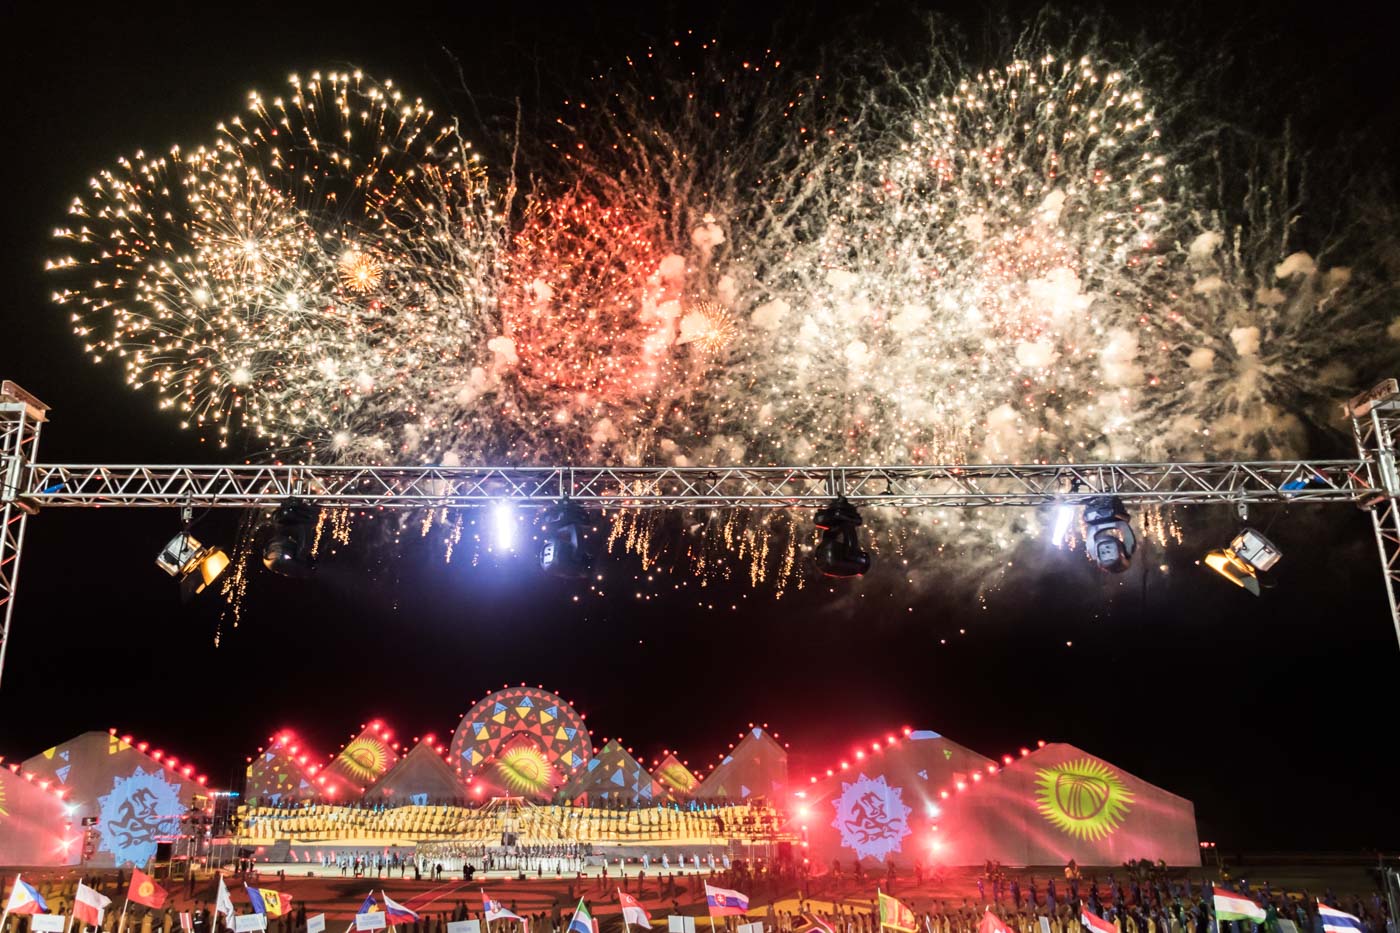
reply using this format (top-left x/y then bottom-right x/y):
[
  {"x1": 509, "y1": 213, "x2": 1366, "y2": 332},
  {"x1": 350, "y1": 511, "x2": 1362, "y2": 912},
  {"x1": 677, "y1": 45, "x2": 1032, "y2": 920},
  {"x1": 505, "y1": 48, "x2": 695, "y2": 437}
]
[
  {"x1": 704, "y1": 884, "x2": 749, "y2": 917},
  {"x1": 4, "y1": 876, "x2": 49, "y2": 916},
  {"x1": 382, "y1": 894, "x2": 420, "y2": 925},
  {"x1": 1318, "y1": 904, "x2": 1365, "y2": 933}
]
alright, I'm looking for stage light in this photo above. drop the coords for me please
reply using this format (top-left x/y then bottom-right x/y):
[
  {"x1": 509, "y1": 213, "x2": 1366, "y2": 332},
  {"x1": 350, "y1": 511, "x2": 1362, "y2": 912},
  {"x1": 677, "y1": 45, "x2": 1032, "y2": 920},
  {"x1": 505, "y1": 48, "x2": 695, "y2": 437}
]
[
  {"x1": 1051, "y1": 502, "x2": 1077, "y2": 547},
  {"x1": 491, "y1": 501, "x2": 518, "y2": 551},
  {"x1": 1204, "y1": 527, "x2": 1281, "y2": 596},
  {"x1": 261, "y1": 498, "x2": 319, "y2": 577},
  {"x1": 813, "y1": 497, "x2": 871, "y2": 577},
  {"x1": 156, "y1": 529, "x2": 229, "y2": 601},
  {"x1": 1083, "y1": 495, "x2": 1136, "y2": 573},
  {"x1": 539, "y1": 500, "x2": 594, "y2": 578}
]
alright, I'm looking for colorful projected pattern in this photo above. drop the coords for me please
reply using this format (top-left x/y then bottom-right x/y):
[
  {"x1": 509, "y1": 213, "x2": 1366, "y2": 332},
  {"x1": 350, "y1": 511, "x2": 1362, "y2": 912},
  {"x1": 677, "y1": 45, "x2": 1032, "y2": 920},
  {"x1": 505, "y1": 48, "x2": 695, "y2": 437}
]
[
  {"x1": 449, "y1": 687, "x2": 592, "y2": 782},
  {"x1": 1035, "y1": 757, "x2": 1135, "y2": 841},
  {"x1": 832, "y1": 773, "x2": 912, "y2": 861},
  {"x1": 561, "y1": 740, "x2": 656, "y2": 803},
  {"x1": 494, "y1": 740, "x2": 559, "y2": 796},
  {"x1": 654, "y1": 754, "x2": 698, "y2": 795},
  {"x1": 245, "y1": 733, "x2": 316, "y2": 803},
  {"x1": 336, "y1": 735, "x2": 394, "y2": 785},
  {"x1": 97, "y1": 766, "x2": 183, "y2": 866}
]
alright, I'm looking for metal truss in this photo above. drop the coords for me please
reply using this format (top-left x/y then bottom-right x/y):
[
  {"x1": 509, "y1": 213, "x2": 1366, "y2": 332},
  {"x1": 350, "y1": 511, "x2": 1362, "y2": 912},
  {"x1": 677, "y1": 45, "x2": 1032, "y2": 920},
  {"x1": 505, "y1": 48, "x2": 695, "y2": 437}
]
[
  {"x1": 17, "y1": 459, "x2": 1374, "y2": 510},
  {"x1": 1350, "y1": 380, "x2": 1400, "y2": 651},
  {"x1": 0, "y1": 382, "x2": 48, "y2": 689},
  {"x1": 3, "y1": 377, "x2": 1399, "y2": 690}
]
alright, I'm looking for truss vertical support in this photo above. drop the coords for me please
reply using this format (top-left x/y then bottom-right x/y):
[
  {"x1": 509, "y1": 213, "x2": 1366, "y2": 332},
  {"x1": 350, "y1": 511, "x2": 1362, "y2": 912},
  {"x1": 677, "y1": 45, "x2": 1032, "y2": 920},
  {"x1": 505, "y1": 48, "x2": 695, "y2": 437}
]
[
  {"x1": 0, "y1": 381, "x2": 48, "y2": 689},
  {"x1": 1349, "y1": 379, "x2": 1400, "y2": 652}
]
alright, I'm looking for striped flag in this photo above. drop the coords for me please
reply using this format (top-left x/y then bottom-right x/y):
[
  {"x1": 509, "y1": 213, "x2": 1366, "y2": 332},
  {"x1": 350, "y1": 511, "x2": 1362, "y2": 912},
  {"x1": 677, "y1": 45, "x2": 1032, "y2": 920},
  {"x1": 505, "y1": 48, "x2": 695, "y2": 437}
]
[
  {"x1": 794, "y1": 914, "x2": 835, "y2": 933},
  {"x1": 179, "y1": 912, "x2": 194, "y2": 932},
  {"x1": 382, "y1": 895, "x2": 420, "y2": 925},
  {"x1": 566, "y1": 899, "x2": 593, "y2": 933},
  {"x1": 1317, "y1": 904, "x2": 1365, "y2": 933},
  {"x1": 1081, "y1": 911, "x2": 1116, "y2": 933},
  {"x1": 703, "y1": 884, "x2": 748, "y2": 917},
  {"x1": 73, "y1": 884, "x2": 112, "y2": 927},
  {"x1": 1213, "y1": 888, "x2": 1267, "y2": 924}
]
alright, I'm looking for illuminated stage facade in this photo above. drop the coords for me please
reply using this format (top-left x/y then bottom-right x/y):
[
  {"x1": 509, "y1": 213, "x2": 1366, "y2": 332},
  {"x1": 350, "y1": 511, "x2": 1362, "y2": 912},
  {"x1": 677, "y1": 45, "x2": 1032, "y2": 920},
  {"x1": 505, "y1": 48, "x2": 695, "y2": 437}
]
[{"x1": 3, "y1": 686, "x2": 1199, "y2": 869}]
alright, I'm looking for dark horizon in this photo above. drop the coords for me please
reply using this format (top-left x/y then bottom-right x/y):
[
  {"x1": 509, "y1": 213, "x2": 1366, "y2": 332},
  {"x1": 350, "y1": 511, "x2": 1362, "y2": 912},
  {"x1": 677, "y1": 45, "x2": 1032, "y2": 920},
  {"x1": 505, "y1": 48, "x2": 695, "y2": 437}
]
[{"x1": 2, "y1": 0, "x2": 1398, "y2": 857}]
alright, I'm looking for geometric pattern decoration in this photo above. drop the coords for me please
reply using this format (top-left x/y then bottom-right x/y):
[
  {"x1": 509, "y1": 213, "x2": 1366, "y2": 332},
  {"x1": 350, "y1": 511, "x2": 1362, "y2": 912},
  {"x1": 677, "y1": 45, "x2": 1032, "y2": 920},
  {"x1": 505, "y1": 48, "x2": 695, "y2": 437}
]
[
  {"x1": 449, "y1": 687, "x2": 592, "y2": 787},
  {"x1": 557, "y1": 739, "x2": 657, "y2": 805},
  {"x1": 244, "y1": 731, "x2": 320, "y2": 804},
  {"x1": 694, "y1": 727, "x2": 787, "y2": 802}
]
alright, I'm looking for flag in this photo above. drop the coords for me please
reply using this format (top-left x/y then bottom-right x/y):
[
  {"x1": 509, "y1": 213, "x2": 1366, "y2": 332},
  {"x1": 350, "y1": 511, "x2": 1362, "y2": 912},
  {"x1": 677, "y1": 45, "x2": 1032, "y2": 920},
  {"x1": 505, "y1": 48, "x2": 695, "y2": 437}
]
[
  {"x1": 246, "y1": 887, "x2": 292, "y2": 918},
  {"x1": 793, "y1": 913, "x2": 835, "y2": 933},
  {"x1": 358, "y1": 895, "x2": 381, "y2": 916},
  {"x1": 179, "y1": 912, "x2": 193, "y2": 932},
  {"x1": 382, "y1": 895, "x2": 419, "y2": 925},
  {"x1": 879, "y1": 893, "x2": 917, "y2": 933},
  {"x1": 1081, "y1": 911, "x2": 1116, "y2": 933},
  {"x1": 4, "y1": 876, "x2": 49, "y2": 916},
  {"x1": 1318, "y1": 904, "x2": 1365, "y2": 933},
  {"x1": 1213, "y1": 888, "x2": 1266, "y2": 924},
  {"x1": 129, "y1": 869, "x2": 169, "y2": 910},
  {"x1": 483, "y1": 894, "x2": 522, "y2": 924},
  {"x1": 566, "y1": 899, "x2": 593, "y2": 933},
  {"x1": 73, "y1": 883, "x2": 112, "y2": 927},
  {"x1": 704, "y1": 884, "x2": 748, "y2": 918},
  {"x1": 617, "y1": 891, "x2": 651, "y2": 930},
  {"x1": 978, "y1": 911, "x2": 1011, "y2": 933},
  {"x1": 215, "y1": 876, "x2": 236, "y2": 927}
]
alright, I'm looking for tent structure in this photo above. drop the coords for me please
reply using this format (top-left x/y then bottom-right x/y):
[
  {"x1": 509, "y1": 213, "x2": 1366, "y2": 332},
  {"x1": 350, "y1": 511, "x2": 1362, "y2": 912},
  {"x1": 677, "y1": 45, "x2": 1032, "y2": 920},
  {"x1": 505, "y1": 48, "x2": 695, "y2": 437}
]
[
  {"x1": 932, "y1": 742, "x2": 1200, "y2": 866},
  {"x1": 322, "y1": 720, "x2": 400, "y2": 797},
  {"x1": 244, "y1": 731, "x2": 327, "y2": 804},
  {"x1": 799, "y1": 729, "x2": 994, "y2": 867},
  {"x1": 20, "y1": 730, "x2": 209, "y2": 867},
  {"x1": 694, "y1": 727, "x2": 788, "y2": 803},
  {"x1": 652, "y1": 752, "x2": 699, "y2": 798},
  {"x1": 557, "y1": 740, "x2": 660, "y2": 805},
  {"x1": 364, "y1": 739, "x2": 464, "y2": 803},
  {"x1": 0, "y1": 763, "x2": 74, "y2": 866}
]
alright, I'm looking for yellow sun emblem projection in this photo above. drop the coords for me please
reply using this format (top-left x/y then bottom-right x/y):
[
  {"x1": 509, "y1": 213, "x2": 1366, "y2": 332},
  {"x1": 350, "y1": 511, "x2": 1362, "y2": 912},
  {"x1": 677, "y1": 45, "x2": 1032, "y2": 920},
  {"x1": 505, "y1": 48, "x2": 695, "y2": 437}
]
[
  {"x1": 338, "y1": 737, "x2": 391, "y2": 784},
  {"x1": 494, "y1": 743, "x2": 557, "y2": 796},
  {"x1": 1034, "y1": 758, "x2": 1134, "y2": 841}
]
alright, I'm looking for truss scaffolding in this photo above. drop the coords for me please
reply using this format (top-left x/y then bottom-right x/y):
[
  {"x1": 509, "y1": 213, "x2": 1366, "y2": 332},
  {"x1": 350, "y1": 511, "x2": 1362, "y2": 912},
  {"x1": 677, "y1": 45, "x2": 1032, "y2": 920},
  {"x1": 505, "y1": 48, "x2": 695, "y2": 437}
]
[{"x1": 2, "y1": 378, "x2": 1398, "y2": 687}]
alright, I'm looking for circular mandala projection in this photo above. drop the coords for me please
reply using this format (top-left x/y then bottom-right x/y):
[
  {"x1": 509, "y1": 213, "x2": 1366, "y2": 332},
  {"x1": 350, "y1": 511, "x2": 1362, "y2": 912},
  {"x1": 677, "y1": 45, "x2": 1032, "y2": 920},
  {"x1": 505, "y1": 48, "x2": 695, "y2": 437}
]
[
  {"x1": 449, "y1": 687, "x2": 592, "y2": 793},
  {"x1": 1034, "y1": 757, "x2": 1135, "y2": 841},
  {"x1": 338, "y1": 735, "x2": 393, "y2": 785}
]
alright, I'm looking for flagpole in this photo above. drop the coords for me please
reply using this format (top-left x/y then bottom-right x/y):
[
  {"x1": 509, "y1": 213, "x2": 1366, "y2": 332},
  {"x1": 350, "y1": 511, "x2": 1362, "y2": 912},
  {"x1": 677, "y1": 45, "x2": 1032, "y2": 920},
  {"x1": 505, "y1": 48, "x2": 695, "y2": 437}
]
[
  {"x1": 118, "y1": 900, "x2": 130, "y2": 933},
  {"x1": 2, "y1": 872, "x2": 18, "y2": 933}
]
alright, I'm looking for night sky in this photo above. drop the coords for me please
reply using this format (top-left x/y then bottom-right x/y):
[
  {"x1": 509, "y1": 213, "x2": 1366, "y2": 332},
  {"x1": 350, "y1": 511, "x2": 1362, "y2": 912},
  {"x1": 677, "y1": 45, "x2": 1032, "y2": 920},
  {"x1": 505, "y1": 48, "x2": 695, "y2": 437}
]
[{"x1": 2, "y1": 0, "x2": 1398, "y2": 854}]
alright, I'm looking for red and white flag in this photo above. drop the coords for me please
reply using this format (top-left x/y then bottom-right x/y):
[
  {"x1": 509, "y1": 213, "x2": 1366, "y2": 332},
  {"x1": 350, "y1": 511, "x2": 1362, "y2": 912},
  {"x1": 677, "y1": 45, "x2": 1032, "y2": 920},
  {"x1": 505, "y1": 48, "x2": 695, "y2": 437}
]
[
  {"x1": 617, "y1": 891, "x2": 652, "y2": 930},
  {"x1": 1082, "y1": 911, "x2": 1116, "y2": 933},
  {"x1": 73, "y1": 883, "x2": 112, "y2": 928}
]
